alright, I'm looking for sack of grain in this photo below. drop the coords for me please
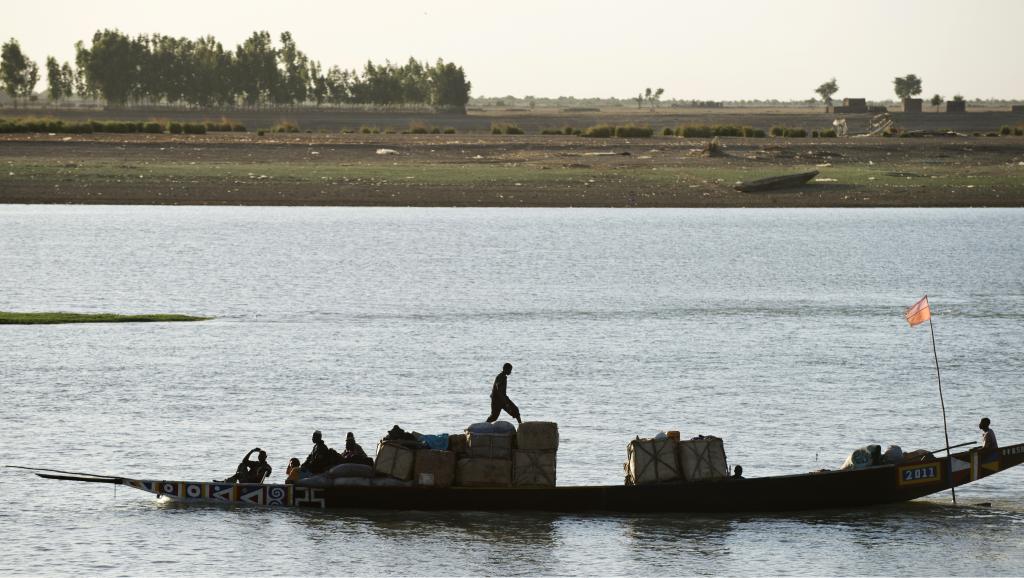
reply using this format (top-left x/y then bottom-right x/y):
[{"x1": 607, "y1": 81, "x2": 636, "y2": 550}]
[
  {"x1": 624, "y1": 437, "x2": 681, "y2": 485},
  {"x1": 414, "y1": 449, "x2": 456, "y2": 488},
  {"x1": 516, "y1": 422, "x2": 559, "y2": 451},
  {"x1": 467, "y1": 432, "x2": 515, "y2": 459},
  {"x1": 513, "y1": 450, "x2": 556, "y2": 487},
  {"x1": 678, "y1": 436, "x2": 728, "y2": 480},
  {"x1": 455, "y1": 458, "x2": 512, "y2": 487},
  {"x1": 374, "y1": 441, "x2": 415, "y2": 481},
  {"x1": 466, "y1": 421, "x2": 517, "y2": 435},
  {"x1": 448, "y1": 433, "x2": 468, "y2": 456}
]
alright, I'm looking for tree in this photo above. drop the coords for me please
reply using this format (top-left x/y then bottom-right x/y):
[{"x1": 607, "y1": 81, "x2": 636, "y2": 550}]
[
  {"x1": 893, "y1": 74, "x2": 923, "y2": 100},
  {"x1": 634, "y1": 92, "x2": 643, "y2": 110},
  {"x1": 952, "y1": 94, "x2": 965, "y2": 102},
  {"x1": 234, "y1": 31, "x2": 278, "y2": 107},
  {"x1": 646, "y1": 87, "x2": 664, "y2": 110},
  {"x1": 428, "y1": 59, "x2": 470, "y2": 111},
  {"x1": 1, "y1": 38, "x2": 39, "y2": 107},
  {"x1": 815, "y1": 77, "x2": 839, "y2": 111},
  {"x1": 46, "y1": 56, "x2": 65, "y2": 101},
  {"x1": 276, "y1": 31, "x2": 310, "y2": 105},
  {"x1": 930, "y1": 94, "x2": 943, "y2": 112}
]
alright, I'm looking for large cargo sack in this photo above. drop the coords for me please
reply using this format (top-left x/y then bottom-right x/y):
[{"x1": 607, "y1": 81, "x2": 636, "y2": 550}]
[
  {"x1": 375, "y1": 441, "x2": 415, "y2": 481},
  {"x1": 466, "y1": 421, "x2": 517, "y2": 435},
  {"x1": 327, "y1": 463, "x2": 374, "y2": 479},
  {"x1": 414, "y1": 449, "x2": 457, "y2": 488},
  {"x1": 841, "y1": 445, "x2": 882, "y2": 470},
  {"x1": 448, "y1": 433, "x2": 468, "y2": 456},
  {"x1": 882, "y1": 445, "x2": 904, "y2": 464},
  {"x1": 333, "y1": 477, "x2": 371, "y2": 487},
  {"x1": 455, "y1": 458, "x2": 512, "y2": 487},
  {"x1": 624, "y1": 437, "x2": 681, "y2": 485},
  {"x1": 516, "y1": 422, "x2": 559, "y2": 451},
  {"x1": 513, "y1": 450, "x2": 556, "y2": 487},
  {"x1": 678, "y1": 436, "x2": 729, "y2": 481},
  {"x1": 467, "y1": 432, "x2": 515, "y2": 459}
]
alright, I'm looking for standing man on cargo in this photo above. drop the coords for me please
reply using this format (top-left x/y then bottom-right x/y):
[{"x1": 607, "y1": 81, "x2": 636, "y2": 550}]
[{"x1": 486, "y1": 362, "x2": 522, "y2": 425}]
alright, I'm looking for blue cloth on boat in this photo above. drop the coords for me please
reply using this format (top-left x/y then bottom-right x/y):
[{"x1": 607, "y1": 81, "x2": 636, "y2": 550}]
[{"x1": 416, "y1": 433, "x2": 449, "y2": 450}]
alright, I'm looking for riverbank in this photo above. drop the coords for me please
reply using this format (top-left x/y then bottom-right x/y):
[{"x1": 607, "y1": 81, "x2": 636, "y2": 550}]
[
  {"x1": 0, "y1": 311, "x2": 210, "y2": 324},
  {"x1": 2, "y1": 132, "x2": 1023, "y2": 207}
]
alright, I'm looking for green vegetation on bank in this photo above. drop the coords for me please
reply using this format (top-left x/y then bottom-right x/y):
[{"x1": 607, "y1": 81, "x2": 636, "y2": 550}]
[
  {"x1": 0, "y1": 116, "x2": 246, "y2": 134},
  {"x1": 0, "y1": 312, "x2": 211, "y2": 324}
]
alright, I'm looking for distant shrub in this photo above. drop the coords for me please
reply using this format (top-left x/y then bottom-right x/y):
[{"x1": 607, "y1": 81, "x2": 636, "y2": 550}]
[
  {"x1": 360, "y1": 126, "x2": 379, "y2": 134},
  {"x1": 820, "y1": 129, "x2": 837, "y2": 138},
  {"x1": 541, "y1": 128, "x2": 563, "y2": 135},
  {"x1": 712, "y1": 125, "x2": 744, "y2": 137},
  {"x1": 582, "y1": 124, "x2": 616, "y2": 138},
  {"x1": 563, "y1": 126, "x2": 575, "y2": 135},
  {"x1": 490, "y1": 123, "x2": 523, "y2": 135},
  {"x1": 750, "y1": 128, "x2": 767, "y2": 138},
  {"x1": 662, "y1": 127, "x2": 674, "y2": 136},
  {"x1": 615, "y1": 124, "x2": 653, "y2": 138},
  {"x1": 257, "y1": 129, "x2": 266, "y2": 136},
  {"x1": 142, "y1": 122, "x2": 163, "y2": 134},
  {"x1": 783, "y1": 128, "x2": 807, "y2": 138},
  {"x1": 1015, "y1": 127, "x2": 1024, "y2": 136},
  {"x1": 231, "y1": 122, "x2": 247, "y2": 132},
  {"x1": 167, "y1": 122, "x2": 183, "y2": 134},
  {"x1": 183, "y1": 123, "x2": 206, "y2": 135},
  {"x1": 271, "y1": 122, "x2": 300, "y2": 133},
  {"x1": 679, "y1": 125, "x2": 712, "y2": 138},
  {"x1": 443, "y1": 127, "x2": 456, "y2": 134},
  {"x1": 408, "y1": 122, "x2": 431, "y2": 134},
  {"x1": 563, "y1": 107, "x2": 600, "y2": 112},
  {"x1": 812, "y1": 130, "x2": 819, "y2": 138},
  {"x1": 999, "y1": 125, "x2": 1011, "y2": 136},
  {"x1": 770, "y1": 126, "x2": 785, "y2": 137}
]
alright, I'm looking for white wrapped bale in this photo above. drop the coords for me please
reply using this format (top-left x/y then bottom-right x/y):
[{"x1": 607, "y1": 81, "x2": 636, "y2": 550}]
[
  {"x1": 455, "y1": 458, "x2": 512, "y2": 487},
  {"x1": 678, "y1": 437, "x2": 729, "y2": 481},
  {"x1": 624, "y1": 437, "x2": 681, "y2": 485},
  {"x1": 466, "y1": 432, "x2": 515, "y2": 459},
  {"x1": 516, "y1": 422, "x2": 559, "y2": 451},
  {"x1": 513, "y1": 450, "x2": 556, "y2": 487},
  {"x1": 374, "y1": 441, "x2": 415, "y2": 481}
]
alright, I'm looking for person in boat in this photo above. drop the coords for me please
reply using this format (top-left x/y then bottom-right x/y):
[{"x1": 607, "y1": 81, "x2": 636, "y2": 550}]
[
  {"x1": 980, "y1": 417, "x2": 998, "y2": 451},
  {"x1": 732, "y1": 465, "x2": 744, "y2": 479},
  {"x1": 219, "y1": 448, "x2": 272, "y2": 484},
  {"x1": 285, "y1": 458, "x2": 301, "y2": 484},
  {"x1": 339, "y1": 432, "x2": 374, "y2": 467},
  {"x1": 301, "y1": 430, "x2": 335, "y2": 475},
  {"x1": 486, "y1": 362, "x2": 522, "y2": 425}
]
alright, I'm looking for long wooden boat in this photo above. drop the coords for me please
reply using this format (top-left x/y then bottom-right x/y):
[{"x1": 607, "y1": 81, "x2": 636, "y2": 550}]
[
  {"x1": 35, "y1": 442, "x2": 1022, "y2": 513},
  {"x1": 734, "y1": 170, "x2": 819, "y2": 193}
]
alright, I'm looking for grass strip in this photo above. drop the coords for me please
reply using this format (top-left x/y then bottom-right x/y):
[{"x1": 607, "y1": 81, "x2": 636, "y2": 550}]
[{"x1": 0, "y1": 312, "x2": 211, "y2": 324}]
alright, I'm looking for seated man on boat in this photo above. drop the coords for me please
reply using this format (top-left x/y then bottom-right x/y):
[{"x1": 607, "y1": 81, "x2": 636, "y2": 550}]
[
  {"x1": 486, "y1": 362, "x2": 523, "y2": 425},
  {"x1": 301, "y1": 430, "x2": 341, "y2": 476},
  {"x1": 980, "y1": 417, "x2": 998, "y2": 450},
  {"x1": 339, "y1": 432, "x2": 374, "y2": 467},
  {"x1": 218, "y1": 448, "x2": 272, "y2": 484},
  {"x1": 285, "y1": 458, "x2": 301, "y2": 484}
]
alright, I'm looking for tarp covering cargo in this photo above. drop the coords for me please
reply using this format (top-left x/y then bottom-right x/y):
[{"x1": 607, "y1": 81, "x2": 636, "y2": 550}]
[
  {"x1": 456, "y1": 458, "x2": 512, "y2": 487},
  {"x1": 375, "y1": 441, "x2": 415, "y2": 481},
  {"x1": 467, "y1": 432, "x2": 515, "y2": 459},
  {"x1": 678, "y1": 436, "x2": 728, "y2": 481},
  {"x1": 466, "y1": 421, "x2": 517, "y2": 435},
  {"x1": 841, "y1": 444, "x2": 882, "y2": 470},
  {"x1": 517, "y1": 422, "x2": 559, "y2": 451},
  {"x1": 513, "y1": 450, "x2": 556, "y2": 487},
  {"x1": 414, "y1": 449, "x2": 456, "y2": 488},
  {"x1": 624, "y1": 437, "x2": 681, "y2": 485}
]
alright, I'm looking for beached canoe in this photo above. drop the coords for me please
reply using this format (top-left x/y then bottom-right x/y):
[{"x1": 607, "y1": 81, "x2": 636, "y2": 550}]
[
  {"x1": 34, "y1": 442, "x2": 1023, "y2": 513},
  {"x1": 735, "y1": 170, "x2": 819, "y2": 193}
]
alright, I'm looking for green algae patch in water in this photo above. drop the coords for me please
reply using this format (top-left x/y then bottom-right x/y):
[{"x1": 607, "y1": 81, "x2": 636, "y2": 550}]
[{"x1": 0, "y1": 312, "x2": 212, "y2": 324}]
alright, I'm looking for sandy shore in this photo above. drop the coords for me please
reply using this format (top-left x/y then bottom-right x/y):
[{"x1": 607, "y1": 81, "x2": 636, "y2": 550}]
[{"x1": 2, "y1": 132, "x2": 1023, "y2": 207}]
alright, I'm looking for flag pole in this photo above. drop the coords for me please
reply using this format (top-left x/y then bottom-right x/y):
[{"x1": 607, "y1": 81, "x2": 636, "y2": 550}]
[{"x1": 927, "y1": 313, "x2": 956, "y2": 504}]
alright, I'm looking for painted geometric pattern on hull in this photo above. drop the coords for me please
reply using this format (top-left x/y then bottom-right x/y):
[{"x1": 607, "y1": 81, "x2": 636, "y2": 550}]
[{"x1": 126, "y1": 480, "x2": 324, "y2": 508}]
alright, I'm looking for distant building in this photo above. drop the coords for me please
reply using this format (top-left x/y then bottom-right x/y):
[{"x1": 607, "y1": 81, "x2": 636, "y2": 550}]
[
  {"x1": 903, "y1": 98, "x2": 923, "y2": 113},
  {"x1": 946, "y1": 100, "x2": 967, "y2": 113},
  {"x1": 830, "y1": 98, "x2": 868, "y2": 114}
]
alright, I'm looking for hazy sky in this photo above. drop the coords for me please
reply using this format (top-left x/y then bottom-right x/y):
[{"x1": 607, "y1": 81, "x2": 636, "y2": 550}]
[{"x1": 4, "y1": 0, "x2": 1022, "y2": 101}]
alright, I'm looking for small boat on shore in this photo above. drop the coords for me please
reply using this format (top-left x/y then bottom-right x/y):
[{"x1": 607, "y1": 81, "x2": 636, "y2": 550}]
[
  {"x1": 735, "y1": 170, "x2": 819, "y2": 193},
  {"x1": 33, "y1": 442, "x2": 1023, "y2": 513}
]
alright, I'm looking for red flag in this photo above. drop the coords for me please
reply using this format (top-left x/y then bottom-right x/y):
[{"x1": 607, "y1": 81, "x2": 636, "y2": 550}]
[{"x1": 905, "y1": 295, "x2": 931, "y2": 327}]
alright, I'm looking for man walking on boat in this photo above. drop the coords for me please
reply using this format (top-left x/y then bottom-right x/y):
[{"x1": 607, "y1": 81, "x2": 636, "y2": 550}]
[{"x1": 486, "y1": 362, "x2": 522, "y2": 425}]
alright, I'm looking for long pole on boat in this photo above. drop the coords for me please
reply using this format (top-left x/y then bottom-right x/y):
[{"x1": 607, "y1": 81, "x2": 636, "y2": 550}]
[
  {"x1": 928, "y1": 315, "x2": 956, "y2": 504},
  {"x1": 906, "y1": 295, "x2": 955, "y2": 504}
]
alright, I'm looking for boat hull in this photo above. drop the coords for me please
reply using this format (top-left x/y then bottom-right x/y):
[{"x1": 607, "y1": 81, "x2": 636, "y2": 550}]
[{"x1": 112, "y1": 443, "x2": 1023, "y2": 513}]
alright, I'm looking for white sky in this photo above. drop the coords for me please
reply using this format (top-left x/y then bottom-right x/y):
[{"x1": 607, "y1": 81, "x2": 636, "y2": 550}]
[{"x1": 4, "y1": 0, "x2": 1022, "y2": 101}]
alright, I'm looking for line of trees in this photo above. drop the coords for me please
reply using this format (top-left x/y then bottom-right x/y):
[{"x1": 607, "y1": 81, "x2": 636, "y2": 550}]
[{"x1": 1, "y1": 31, "x2": 472, "y2": 111}]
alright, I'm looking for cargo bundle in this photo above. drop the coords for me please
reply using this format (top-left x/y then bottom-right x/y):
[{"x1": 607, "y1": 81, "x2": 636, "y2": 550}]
[{"x1": 624, "y1": 433, "x2": 729, "y2": 485}]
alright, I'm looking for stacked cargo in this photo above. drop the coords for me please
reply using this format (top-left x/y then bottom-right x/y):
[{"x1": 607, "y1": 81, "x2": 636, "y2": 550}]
[
  {"x1": 457, "y1": 421, "x2": 516, "y2": 487},
  {"x1": 624, "y1": 433, "x2": 728, "y2": 485},
  {"x1": 513, "y1": 422, "x2": 558, "y2": 487},
  {"x1": 413, "y1": 449, "x2": 457, "y2": 488},
  {"x1": 374, "y1": 441, "x2": 416, "y2": 482}
]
